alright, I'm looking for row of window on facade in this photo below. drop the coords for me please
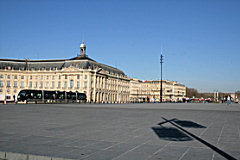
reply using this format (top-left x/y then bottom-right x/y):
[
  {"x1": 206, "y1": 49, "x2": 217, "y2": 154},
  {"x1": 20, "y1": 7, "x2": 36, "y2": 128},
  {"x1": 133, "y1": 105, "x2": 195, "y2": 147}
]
[
  {"x1": 0, "y1": 80, "x2": 88, "y2": 89},
  {"x1": 94, "y1": 77, "x2": 129, "y2": 91},
  {"x1": 1, "y1": 74, "x2": 128, "y2": 86},
  {"x1": 0, "y1": 74, "x2": 88, "y2": 80},
  {"x1": 4, "y1": 66, "x2": 125, "y2": 77},
  {"x1": 0, "y1": 80, "x2": 129, "y2": 93},
  {"x1": 132, "y1": 89, "x2": 184, "y2": 94},
  {"x1": 0, "y1": 81, "x2": 25, "y2": 88},
  {"x1": 0, "y1": 88, "x2": 17, "y2": 93},
  {"x1": 0, "y1": 74, "x2": 25, "y2": 79}
]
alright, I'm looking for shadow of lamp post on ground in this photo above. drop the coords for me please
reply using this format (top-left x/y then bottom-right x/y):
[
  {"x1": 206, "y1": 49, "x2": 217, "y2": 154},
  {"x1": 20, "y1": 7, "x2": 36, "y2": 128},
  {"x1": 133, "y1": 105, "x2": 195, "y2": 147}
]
[{"x1": 152, "y1": 117, "x2": 237, "y2": 160}]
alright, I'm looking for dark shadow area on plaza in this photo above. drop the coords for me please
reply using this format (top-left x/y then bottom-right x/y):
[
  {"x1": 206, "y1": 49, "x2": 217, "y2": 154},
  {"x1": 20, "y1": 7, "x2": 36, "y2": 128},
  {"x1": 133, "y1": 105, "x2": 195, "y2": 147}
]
[
  {"x1": 152, "y1": 118, "x2": 206, "y2": 141},
  {"x1": 158, "y1": 118, "x2": 206, "y2": 128},
  {"x1": 172, "y1": 119, "x2": 206, "y2": 128},
  {"x1": 152, "y1": 126, "x2": 193, "y2": 141},
  {"x1": 152, "y1": 117, "x2": 237, "y2": 160}
]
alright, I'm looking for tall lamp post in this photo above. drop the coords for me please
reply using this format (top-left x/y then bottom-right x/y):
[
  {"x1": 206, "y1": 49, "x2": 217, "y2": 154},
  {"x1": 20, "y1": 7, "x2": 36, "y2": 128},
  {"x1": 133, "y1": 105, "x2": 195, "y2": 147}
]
[{"x1": 160, "y1": 47, "x2": 164, "y2": 103}]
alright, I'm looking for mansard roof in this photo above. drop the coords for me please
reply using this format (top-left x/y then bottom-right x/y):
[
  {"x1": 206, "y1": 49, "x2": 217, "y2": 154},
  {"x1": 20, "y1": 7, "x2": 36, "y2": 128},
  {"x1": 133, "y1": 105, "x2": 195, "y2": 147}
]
[{"x1": 0, "y1": 55, "x2": 126, "y2": 76}]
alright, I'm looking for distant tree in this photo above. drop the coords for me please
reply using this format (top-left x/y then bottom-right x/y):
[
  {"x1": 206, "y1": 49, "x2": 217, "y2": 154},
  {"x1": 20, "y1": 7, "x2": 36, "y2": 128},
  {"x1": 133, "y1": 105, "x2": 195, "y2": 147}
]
[
  {"x1": 186, "y1": 88, "x2": 199, "y2": 98},
  {"x1": 199, "y1": 93, "x2": 214, "y2": 99},
  {"x1": 186, "y1": 88, "x2": 230, "y2": 100}
]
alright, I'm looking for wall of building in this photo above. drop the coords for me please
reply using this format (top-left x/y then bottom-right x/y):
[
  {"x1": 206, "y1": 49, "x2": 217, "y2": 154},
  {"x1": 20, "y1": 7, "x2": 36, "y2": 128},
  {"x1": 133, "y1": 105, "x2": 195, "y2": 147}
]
[
  {"x1": 0, "y1": 67, "x2": 130, "y2": 103},
  {"x1": 130, "y1": 79, "x2": 186, "y2": 102},
  {"x1": 0, "y1": 42, "x2": 185, "y2": 104},
  {"x1": 0, "y1": 67, "x2": 186, "y2": 103}
]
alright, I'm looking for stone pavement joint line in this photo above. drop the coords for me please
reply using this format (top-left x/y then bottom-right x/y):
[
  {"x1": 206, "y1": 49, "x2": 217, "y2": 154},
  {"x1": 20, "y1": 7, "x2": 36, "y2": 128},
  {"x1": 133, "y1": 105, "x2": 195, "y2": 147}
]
[
  {"x1": 212, "y1": 114, "x2": 227, "y2": 160},
  {"x1": 177, "y1": 147, "x2": 191, "y2": 160},
  {"x1": 112, "y1": 140, "x2": 151, "y2": 160}
]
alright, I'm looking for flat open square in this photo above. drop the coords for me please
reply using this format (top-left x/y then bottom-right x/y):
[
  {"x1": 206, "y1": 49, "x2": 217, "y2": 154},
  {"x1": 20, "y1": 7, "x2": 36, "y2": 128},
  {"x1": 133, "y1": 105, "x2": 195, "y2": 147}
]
[{"x1": 0, "y1": 103, "x2": 240, "y2": 160}]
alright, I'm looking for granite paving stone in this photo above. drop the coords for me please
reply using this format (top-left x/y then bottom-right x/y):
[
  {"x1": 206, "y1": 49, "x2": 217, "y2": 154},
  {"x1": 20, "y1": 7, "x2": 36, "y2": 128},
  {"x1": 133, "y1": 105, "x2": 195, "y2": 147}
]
[
  {"x1": 104, "y1": 142, "x2": 139, "y2": 154},
  {"x1": 217, "y1": 141, "x2": 240, "y2": 151},
  {"x1": 180, "y1": 148, "x2": 214, "y2": 160},
  {"x1": 85, "y1": 141, "x2": 118, "y2": 150},
  {"x1": 130, "y1": 144, "x2": 163, "y2": 154},
  {"x1": 65, "y1": 139, "x2": 99, "y2": 148},
  {"x1": 82, "y1": 150, "x2": 124, "y2": 160},
  {"x1": 0, "y1": 103, "x2": 239, "y2": 160},
  {"x1": 148, "y1": 146, "x2": 189, "y2": 160},
  {"x1": 23, "y1": 144, "x2": 77, "y2": 158},
  {"x1": 58, "y1": 148, "x2": 99, "y2": 159},
  {"x1": 113, "y1": 150, "x2": 152, "y2": 160}
]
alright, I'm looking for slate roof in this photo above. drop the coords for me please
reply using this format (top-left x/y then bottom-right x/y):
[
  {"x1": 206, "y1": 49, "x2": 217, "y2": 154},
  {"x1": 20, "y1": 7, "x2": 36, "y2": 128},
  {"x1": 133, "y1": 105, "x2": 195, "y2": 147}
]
[{"x1": 0, "y1": 55, "x2": 126, "y2": 76}]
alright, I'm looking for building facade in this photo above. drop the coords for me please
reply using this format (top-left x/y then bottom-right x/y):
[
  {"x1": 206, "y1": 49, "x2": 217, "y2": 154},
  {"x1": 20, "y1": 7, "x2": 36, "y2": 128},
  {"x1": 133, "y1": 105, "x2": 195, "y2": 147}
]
[
  {"x1": 130, "y1": 79, "x2": 186, "y2": 102},
  {"x1": 0, "y1": 42, "x2": 186, "y2": 104},
  {"x1": 0, "y1": 42, "x2": 130, "y2": 103}
]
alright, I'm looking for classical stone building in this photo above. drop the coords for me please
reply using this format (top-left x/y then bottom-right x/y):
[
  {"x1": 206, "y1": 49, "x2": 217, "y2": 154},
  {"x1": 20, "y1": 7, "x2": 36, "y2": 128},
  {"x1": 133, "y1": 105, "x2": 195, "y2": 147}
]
[
  {"x1": 130, "y1": 79, "x2": 186, "y2": 102},
  {"x1": 0, "y1": 42, "x2": 187, "y2": 104},
  {"x1": 0, "y1": 42, "x2": 130, "y2": 103}
]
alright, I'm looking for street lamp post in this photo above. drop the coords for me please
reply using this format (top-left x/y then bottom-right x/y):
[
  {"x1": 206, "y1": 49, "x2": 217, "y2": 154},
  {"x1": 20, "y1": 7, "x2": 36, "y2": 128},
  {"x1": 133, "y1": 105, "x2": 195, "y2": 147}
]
[{"x1": 160, "y1": 47, "x2": 164, "y2": 103}]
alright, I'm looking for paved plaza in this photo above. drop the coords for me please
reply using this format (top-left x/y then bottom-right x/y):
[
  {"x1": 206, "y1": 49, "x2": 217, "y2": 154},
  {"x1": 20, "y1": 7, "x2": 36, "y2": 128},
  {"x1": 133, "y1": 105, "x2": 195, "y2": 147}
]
[{"x1": 0, "y1": 103, "x2": 240, "y2": 160}]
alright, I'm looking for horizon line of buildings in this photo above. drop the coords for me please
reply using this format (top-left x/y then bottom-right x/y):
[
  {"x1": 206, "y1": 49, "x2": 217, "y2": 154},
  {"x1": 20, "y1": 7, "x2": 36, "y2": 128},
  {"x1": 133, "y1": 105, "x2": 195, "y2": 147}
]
[{"x1": 0, "y1": 42, "x2": 186, "y2": 103}]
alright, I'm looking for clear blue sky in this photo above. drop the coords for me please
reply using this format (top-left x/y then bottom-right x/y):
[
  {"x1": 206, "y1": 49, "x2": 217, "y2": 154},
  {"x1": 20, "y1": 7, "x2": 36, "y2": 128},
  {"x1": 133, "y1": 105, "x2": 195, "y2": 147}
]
[{"x1": 0, "y1": 0, "x2": 240, "y2": 93}]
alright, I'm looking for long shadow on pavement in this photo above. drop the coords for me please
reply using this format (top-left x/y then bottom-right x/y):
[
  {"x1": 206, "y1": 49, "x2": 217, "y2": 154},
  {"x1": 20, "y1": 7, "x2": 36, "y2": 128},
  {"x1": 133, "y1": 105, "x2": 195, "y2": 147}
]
[
  {"x1": 157, "y1": 118, "x2": 206, "y2": 128},
  {"x1": 152, "y1": 126, "x2": 193, "y2": 141},
  {"x1": 152, "y1": 117, "x2": 237, "y2": 160}
]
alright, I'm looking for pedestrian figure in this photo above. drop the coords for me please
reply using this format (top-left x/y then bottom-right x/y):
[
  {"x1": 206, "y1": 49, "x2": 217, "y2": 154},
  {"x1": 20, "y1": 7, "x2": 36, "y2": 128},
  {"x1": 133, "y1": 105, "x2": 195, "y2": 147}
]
[{"x1": 227, "y1": 95, "x2": 231, "y2": 105}]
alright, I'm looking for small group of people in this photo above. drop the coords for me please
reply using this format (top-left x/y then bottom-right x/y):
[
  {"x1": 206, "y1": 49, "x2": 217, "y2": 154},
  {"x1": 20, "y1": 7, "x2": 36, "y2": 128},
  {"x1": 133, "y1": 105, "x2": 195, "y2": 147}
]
[
  {"x1": 221, "y1": 95, "x2": 232, "y2": 105},
  {"x1": 227, "y1": 95, "x2": 231, "y2": 105}
]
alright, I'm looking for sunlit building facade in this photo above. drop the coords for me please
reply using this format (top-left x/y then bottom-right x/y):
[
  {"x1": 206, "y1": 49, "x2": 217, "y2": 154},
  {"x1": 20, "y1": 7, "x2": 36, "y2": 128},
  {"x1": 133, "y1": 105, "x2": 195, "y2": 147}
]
[
  {"x1": 0, "y1": 42, "x2": 186, "y2": 104},
  {"x1": 0, "y1": 42, "x2": 130, "y2": 103},
  {"x1": 130, "y1": 79, "x2": 186, "y2": 102}
]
